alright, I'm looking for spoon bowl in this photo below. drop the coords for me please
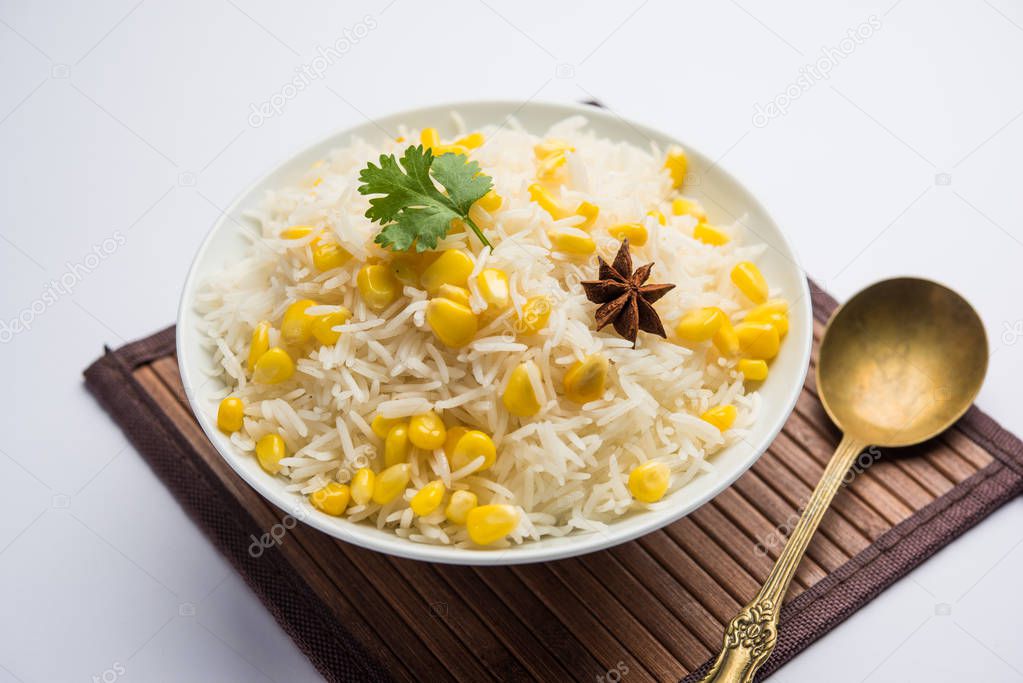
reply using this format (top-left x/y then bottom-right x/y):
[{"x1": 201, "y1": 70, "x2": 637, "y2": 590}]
[{"x1": 816, "y1": 277, "x2": 988, "y2": 447}]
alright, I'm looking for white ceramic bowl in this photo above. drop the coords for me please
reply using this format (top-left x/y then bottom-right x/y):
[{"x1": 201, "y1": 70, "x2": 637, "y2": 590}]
[{"x1": 178, "y1": 100, "x2": 812, "y2": 565}]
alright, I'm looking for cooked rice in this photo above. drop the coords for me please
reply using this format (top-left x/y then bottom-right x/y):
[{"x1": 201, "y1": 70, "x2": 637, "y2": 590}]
[{"x1": 196, "y1": 113, "x2": 770, "y2": 548}]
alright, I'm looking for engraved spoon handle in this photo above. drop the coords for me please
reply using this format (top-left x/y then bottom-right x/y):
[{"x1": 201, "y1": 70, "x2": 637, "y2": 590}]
[{"x1": 700, "y1": 433, "x2": 867, "y2": 683}]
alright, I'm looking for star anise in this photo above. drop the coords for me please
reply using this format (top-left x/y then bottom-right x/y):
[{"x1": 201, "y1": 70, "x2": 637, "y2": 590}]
[{"x1": 580, "y1": 239, "x2": 676, "y2": 345}]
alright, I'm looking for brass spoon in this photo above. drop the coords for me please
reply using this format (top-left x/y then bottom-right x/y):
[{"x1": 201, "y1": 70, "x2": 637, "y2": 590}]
[{"x1": 701, "y1": 278, "x2": 987, "y2": 683}]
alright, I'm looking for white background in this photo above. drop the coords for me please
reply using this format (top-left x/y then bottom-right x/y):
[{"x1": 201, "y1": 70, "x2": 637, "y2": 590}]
[{"x1": 2, "y1": 0, "x2": 1021, "y2": 681}]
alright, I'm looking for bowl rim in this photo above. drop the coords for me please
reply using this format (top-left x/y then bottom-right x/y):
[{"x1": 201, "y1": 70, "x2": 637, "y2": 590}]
[{"x1": 177, "y1": 98, "x2": 812, "y2": 565}]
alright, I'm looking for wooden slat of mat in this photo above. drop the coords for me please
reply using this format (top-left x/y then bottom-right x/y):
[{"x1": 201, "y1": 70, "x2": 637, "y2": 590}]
[
  {"x1": 546, "y1": 558, "x2": 684, "y2": 681},
  {"x1": 511, "y1": 563, "x2": 658, "y2": 681},
  {"x1": 688, "y1": 503, "x2": 776, "y2": 587},
  {"x1": 438, "y1": 565, "x2": 578, "y2": 683},
  {"x1": 137, "y1": 336, "x2": 1005, "y2": 683},
  {"x1": 781, "y1": 407, "x2": 913, "y2": 526},
  {"x1": 730, "y1": 470, "x2": 849, "y2": 572},
  {"x1": 580, "y1": 551, "x2": 713, "y2": 671},
  {"x1": 942, "y1": 428, "x2": 993, "y2": 470},
  {"x1": 608, "y1": 542, "x2": 725, "y2": 651},
  {"x1": 637, "y1": 531, "x2": 741, "y2": 624},
  {"x1": 705, "y1": 488, "x2": 827, "y2": 590},
  {"x1": 751, "y1": 448, "x2": 872, "y2": 555},
  {"x1": 387, "y1": 555, "x2": 535, "y2": 681},
  {"x1": 663, "y1": 519, "x2": 761, "y2": 604},
  {"x1": 469, "y1": 566, "x2": 611, "y2": 681},
  {"x1": 770, "y1": 430, "x2": 890, "y2": 541}
]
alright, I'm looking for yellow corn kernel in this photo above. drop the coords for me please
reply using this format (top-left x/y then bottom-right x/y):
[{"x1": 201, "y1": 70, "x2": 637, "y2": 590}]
[
  {"x1": 536, "y1": 152, "x2": 568, "y2": 180},
  {"x1": 476, "y1": 268, "x2": 510, "y2": 309},
  {"x1": 671, "y1": 197, "x2": 707, "y2": 221},
  {"x1": 246, "y1": 321, "x2": 271, "y2": 372},
  {"x1": 628, "y1": 461, "x2": 671, "y2": 503},
  {"x1": 713, "y1": 317, "x2": 740, "y2": 356},
  {"x1": 312, "y1": 242, "x2": 351, "y2": 271},
  {"x1": 737, "y1": 358, "x2": 769, "y2": 382},
  {"x1": 563, "y1": 354, "x2": 608, "y2": 404},
  {"x1": 746, "y1": 299, "x2": 790, "y2": 336},
  {"x1": 664, "y1": 147, "x2": 689, "y2": 188},
  {"x1": 410, "y1": 479, "x2": 446, "y2": 516},
  {"x1": 309, "y1": 482, "x2": 350, "y2": 516},
  {"x1": 281, "y1": 225, "x2": 317, "y2": 240},
  {"x1": 693, "y1": 223, "x2": 730, "y2": 246},
  {"x1": 255, "y1": 433, "x2": 286, "y2": 474},
  {"x1": 383, "y1": 423, "x2": 411, "y2": 467},
  {"x1": 420, "y1": 249, "x2": 474, "y2": 295},
  {"x1": 750, "y1": 298, "x2": 789, "y2": 316},
  {"x1": 388, "y1": 255, "x2": 422, "y2": 286},
  {"x1": 450, "y1": 430, "x2": 497, "y2": 472},
  {"x1": 445, "y1": 490, "x2": 477, "y2": 525},
  {"x1": 456, "y1": 132, "x2": 485, "y2": 149},
  {"x1": 281, "y1": 299, "x2": 317, "y2": 345},
  {"x1": 518, "y1": 295, "x2": 552, "y2": 333},
  {"x1": 535, "y1": 138, "x2": 575, "y2": 159},
  {"x1": 746, "y1": 309, "x2": 788, "y2": 337},
  {"x1": 528, "y1": 183, "x2": 570, "y2": 220},
  {"x1": 576, "y1": 201, "x2": 600, "y2": 230},
  {"x1": 443, "y1": 426, "x2": 470, "y2": 460},
  {"x1": 351, "y1": 468, "x2": 375, "y2": 505},
  {"x1": 466, "y1": 504, "x2": 520, "y2": 545},
  {"x1": 647, "y1": 209, "x2": 667, "y2": 226},
  {"x1": 420, "y1": 127, "x2": 440, "y2": 150},
  {"x1": 426, "y1": 297, "x2": 478, "y2": 348},
  {"x1": 311, "y1": 308, "x2": 352, "y2": 346},
  {"x1": 548, "y1": 229, "x2": 596, "y2": 255},
  {"x1": 357, "y1": 264, "x2": 401, "y2": 311},
  {"x1": 730, "y1": 261, "x2": 769, "y2": 304},
  {"x1": 408, "y1": 411, "x2": 447, "y2": 450},
  {"x1": 389, "y1": 260, "x2": 418, "y2": 285},
  {"x1": 502, "y1": 362, "x2": 541, "y2": 417},
  {"x1": 608, "y1": 223, "x2": 648, "y2": 247},
  {"x1": 252, "y1": 347, "x2": 295, "y2": 384},
  {"x1": 372, "y1": 463, "x2": 411, "y2": 505},
  {"x1": 701, "y1": 405, "x2": 737, "y2": 432},
  {"x1": 436, "y1": 283, "x2": 472, "y2": 307},
  {"x1": 217, "y1": 397, "x2": 244, "y2": 433},
  {"x1": 371, "y1": 415, "x2": 401, "y2": 440},
  {"x1": 433, "y1": 144, "x2": 469, "y2": 157},
  {"x1": 735, "y1": 322, "x2": 780, "y2": 360},
  {"x1": 477, "y1": 189, "x2": 503, "y2": 212},
  {"x1": 675, "y1": 307, "x2": 725, "y2": 343}
]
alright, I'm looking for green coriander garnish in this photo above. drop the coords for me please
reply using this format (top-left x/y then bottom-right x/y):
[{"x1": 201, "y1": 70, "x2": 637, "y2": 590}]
[{"x1": 358, "y1": 145, "x2": 493, "y2": 251}]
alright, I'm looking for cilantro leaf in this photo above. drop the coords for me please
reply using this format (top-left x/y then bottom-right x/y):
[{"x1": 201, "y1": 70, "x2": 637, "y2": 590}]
[{"x1": 358, "y1": 145, "x2": 493, "y2": 252}]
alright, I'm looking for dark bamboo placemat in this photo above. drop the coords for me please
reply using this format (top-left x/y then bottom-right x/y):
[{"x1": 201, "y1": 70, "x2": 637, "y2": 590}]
[{"x1": 84, "y1": 282, "x2": 1023, "y2": 682}]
